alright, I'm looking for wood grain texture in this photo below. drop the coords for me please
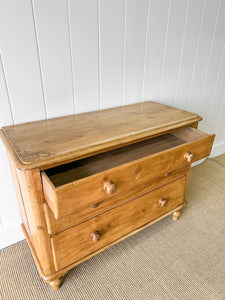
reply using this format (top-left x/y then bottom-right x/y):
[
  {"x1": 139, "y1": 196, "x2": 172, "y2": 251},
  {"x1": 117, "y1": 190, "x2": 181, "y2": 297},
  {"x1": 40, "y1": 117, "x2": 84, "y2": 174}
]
[
  {"x1": 1, "y1": 101, "x2": 201, "y2": 170},
  {"x1": 23, "y1": 201, "x2": 187, "y2": 283},
  {"x1": 51, "y1": 177, "x2": 186, "y2": 271},
  {"x1": 42, "y1": 127, "x2": 214, "y2": 220},
  {"x1": 16, "y1": 168, "x2": 55, "y2": 275},
  {"x1": 7, "y1": 155, "x2": 30, "y2": 237},
  {"x1": 44, "y1": 166, "x2": 188, "y2": 234},
  {"x1": 0, "y1": 0, "x2": 224, "y2": 254}
]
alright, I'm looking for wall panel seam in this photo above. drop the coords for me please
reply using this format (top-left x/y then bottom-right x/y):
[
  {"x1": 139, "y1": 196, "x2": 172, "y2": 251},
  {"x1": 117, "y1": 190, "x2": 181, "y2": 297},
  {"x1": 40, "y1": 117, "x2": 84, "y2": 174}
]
[
  {"x1": 186, "y1": 0, "x2": 206, "y2": 109},
  {"x1": 0, "y1": 54, "x2": 14, "y2": 125},
  {"x1": 97, "y1": 0, "x2": 101, "y2": 111},
  {"x1": 97, "y1": 0, "x2": 102, "y2": 110},
  {"x1": 30, "y1": 0, "x2": 47, "y2": 119},
  {"x1": 216, "y1": 94, "x2": 225, "y2": 138},
  {"x1": 209, "y1": 44, "x2": 225, "y2": 121},
  {"x1": 174, "y1": 0, "x2": 190, "y2": 106},
  {"x1": 66, "y1": 0, "x2": 76, "y2": 114},
  {"x1": 199, "y1": 0, "x2": 221, "y2": 114},
  {"x1": 159, "y1": 0, "x2": 172, "y2": 101},
  {"x1": 223, "y1": 94, "x2": 225, "y2": 141},
  {"x1": 121, "y1": 0, "x2": 127, "y2": 106},
  {"x1": 141, "y1": 0, "x2": 150, "y2": 102},
  {"x1": 0, "y1": 217, "x2": 3, "y2": 230}
]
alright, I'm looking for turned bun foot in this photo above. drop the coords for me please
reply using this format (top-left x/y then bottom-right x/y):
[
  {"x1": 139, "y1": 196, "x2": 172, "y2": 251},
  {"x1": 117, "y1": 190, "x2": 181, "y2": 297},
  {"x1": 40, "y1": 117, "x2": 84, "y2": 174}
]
[
  {"x1": 47, "y1": 276, "x2": 63, "y2": 290},
  {"x1": 172, "y1": 210, "x2": 181, "y2": 221}
]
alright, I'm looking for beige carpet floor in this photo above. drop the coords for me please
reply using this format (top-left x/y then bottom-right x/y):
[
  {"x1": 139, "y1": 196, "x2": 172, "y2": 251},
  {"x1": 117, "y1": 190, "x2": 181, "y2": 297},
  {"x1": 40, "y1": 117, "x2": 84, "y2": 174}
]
[
  {"x1": 1, "y1": 155, "x2": 225, "y2": 300},
  {"x1": 213, "y1": 153, "x2": 225, "y2": 168}
]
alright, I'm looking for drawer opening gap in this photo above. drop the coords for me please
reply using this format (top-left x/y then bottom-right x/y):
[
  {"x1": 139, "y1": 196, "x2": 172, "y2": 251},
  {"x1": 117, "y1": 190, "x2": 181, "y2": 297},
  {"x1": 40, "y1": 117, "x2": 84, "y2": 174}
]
[{"x1": 43, "y1": 127, "x2": 208, "y2": 188}]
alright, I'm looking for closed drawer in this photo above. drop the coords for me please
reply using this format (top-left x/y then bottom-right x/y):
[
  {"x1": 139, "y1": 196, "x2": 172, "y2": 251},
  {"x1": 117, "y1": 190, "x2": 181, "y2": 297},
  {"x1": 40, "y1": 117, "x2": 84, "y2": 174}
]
[
  {"x1": 51, "y1": 177, "x2": 186, "y2": 271},
  {"x1": 42, "y1": 127, "x2": 214, "y2": 221}
]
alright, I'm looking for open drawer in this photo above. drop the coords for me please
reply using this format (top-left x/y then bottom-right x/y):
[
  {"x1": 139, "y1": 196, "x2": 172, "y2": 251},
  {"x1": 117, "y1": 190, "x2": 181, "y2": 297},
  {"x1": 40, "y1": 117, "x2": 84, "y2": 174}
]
[{"x1": 42, "y1": 127, "x2": 214, "y2": 220}]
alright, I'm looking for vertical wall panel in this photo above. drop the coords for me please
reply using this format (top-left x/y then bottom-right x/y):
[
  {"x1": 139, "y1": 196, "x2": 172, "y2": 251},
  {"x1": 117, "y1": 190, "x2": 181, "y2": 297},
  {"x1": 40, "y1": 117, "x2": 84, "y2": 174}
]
[
  {"x1": 187, "y1": 0, "x2": 220, "y2": 113},
  {"x1": 0, "y1": 55, "x2": 15, "y2": 237},
  {"x1": 142, "y1": 0, "x2": 170, "y2": 101},
  {"x1": 0, "y1": 140, "x2": 21, "y2": 232},
  {"x1": 159, "y1": 0, "x2": 188, "y2": 105},
  {"x1": 69, "y1": 0, "x2": 99, "y2": 113},
  {"x1": 0, "y1": 56, "x2": 13, "y2": 127},
  {"x1": 123, "y1": 0, "x2": 148, "y2": 105},
  {"x1": 215, "y1": 94, "x2": 225, "y2": 144},
  {"x1": 174, "y1": 0, "x2": 205, "y2": 108},
  {"x1": 202, "y1": 46, "x2": 225, "y2": 137},
  {"x1": 99, "y1": 0, "x2": 125, "y2": 109},
  {"x1": 32, "y1": 0, "x2": 75, "y2": 118},
  {"x1": 0, "y1": 218, "x2": 3, "y2": 231},
  {"x1": 0, "y1": 0, "x2": 46, "y2": 124},
  {"x1": 200, "y1": 0, "x2": 225, "y2": 125}
]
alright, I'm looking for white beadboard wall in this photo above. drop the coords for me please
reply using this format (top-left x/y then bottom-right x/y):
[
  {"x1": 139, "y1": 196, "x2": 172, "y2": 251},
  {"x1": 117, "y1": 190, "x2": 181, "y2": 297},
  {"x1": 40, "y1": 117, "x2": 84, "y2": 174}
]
[{"x1": 0, "y1": 0, "x2": 224, "y2": 249}]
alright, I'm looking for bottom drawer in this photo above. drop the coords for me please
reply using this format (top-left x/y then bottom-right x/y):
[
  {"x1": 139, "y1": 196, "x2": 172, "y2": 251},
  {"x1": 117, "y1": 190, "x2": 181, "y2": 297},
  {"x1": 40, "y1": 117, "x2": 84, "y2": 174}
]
[{"x1": 51, "y1": 177, "x2": 186, "y2": 271}]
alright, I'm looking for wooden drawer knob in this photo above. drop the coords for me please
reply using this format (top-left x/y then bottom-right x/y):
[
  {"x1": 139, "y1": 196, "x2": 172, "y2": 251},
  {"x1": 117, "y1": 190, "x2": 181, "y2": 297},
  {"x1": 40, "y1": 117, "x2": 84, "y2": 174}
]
[
  {"x1": 184, "y1": 152, "x2": 194, "y2": 163},
  {"x1": 104, "y1": 181, "x2": 117, "y2": 195},
  {"x1": 91, "y1": 231, "x2": 101, "y2": 242},
  {"x1": 159, "y1": 198, "x2": 167, "y2": 207}
]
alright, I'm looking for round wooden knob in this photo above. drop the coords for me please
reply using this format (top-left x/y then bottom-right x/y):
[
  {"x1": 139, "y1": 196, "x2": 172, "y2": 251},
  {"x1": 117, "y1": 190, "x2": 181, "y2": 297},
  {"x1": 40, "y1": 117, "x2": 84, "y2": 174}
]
[
  {"x1": 104, "y1": 181, "x2": 117, "y2": 195},
  {"x1": 159, "y1": 198, "x2": 167, "y2": 207},
  {"x1": 184, "y1": 152, "x2": 195, "y2": 163},
  {"x1": 91, "y1": 231, "x2": 101, "y2": 242}
]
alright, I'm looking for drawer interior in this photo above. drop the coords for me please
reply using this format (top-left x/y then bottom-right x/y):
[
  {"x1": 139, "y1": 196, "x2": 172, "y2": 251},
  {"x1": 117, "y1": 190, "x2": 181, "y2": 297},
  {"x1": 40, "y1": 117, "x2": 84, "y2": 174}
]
[{"x1": 44, "y1": 127, "x2": 208, "y2": 188}]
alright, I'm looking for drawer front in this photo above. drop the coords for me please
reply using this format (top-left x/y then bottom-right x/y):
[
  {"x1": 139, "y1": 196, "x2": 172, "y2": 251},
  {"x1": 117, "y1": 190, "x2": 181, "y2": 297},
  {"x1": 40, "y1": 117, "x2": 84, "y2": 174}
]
[
  {"x1": 42, "y1": 127, "x2": 214, "y2": 220},
  {"x1": 44, "y1": 165, "x2": 187, "y2": 235},
  {"x1": 51, "y1": 177, "x2": 186, "y2": 271}
]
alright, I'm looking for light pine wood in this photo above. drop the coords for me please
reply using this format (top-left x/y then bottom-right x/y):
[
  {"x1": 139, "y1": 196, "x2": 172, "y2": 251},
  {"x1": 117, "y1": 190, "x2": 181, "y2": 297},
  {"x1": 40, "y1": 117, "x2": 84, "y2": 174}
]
[
  {"x1": 47, "y1": 277, "x2": 63, "y2": 290},
  {"x1": 43, "y1": 160, "x2": 185, "y2": 234},
  {"x1": 44, "y1": 127, "x2": 208, "y2": 186},
  {"x1": 16, "y1": 169, "x2": 55, "y2": 275},
  {"x1": 184, "y1": 152, "x2": 195, "y2": 163},
  {"x1": 7, "y1": 154, "x2": 30, "y2": 236},
  {"x1": 159, "y1": 198, "x2": 167, "y2": 207},
  {"x1": 51, "y1": 177, "x2": 186, "y2": 271},
  {"x1": 172, "y1": 210, "x2": 182, "y2": 221},
  {"x1": 22, "y1": 202, "x2": 187, "y2": 284},
  {"x1": 44, "y1": 133, "x2": 187, "y2": 185},
  {"x1": 0, "y1": 102, "x2": 202, "y2": 170},
  {"x1": 42, "y1": 127, "x2": 214, "y2": 220},
  {"x1": 103, "y1": 180, "x2": 117, "y2": 195},
  {"x1": 91, "y1": 231, "x2": 101, "y2": 242},
  {"x1": 0, "y1": 102, "x2": 215, "y2": 290}
]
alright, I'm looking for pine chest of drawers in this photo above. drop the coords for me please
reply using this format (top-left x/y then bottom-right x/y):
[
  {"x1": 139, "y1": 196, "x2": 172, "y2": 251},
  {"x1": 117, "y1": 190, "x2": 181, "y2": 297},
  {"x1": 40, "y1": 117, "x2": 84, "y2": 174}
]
[{"x1": 0, "y1": 101, "x2": 215, "y2": 289}]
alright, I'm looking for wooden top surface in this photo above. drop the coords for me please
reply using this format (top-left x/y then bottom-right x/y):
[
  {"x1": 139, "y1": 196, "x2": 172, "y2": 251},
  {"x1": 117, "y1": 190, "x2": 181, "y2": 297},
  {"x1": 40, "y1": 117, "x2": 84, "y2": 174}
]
[{"x1": 0, "y1": 101, "x2": 201, "y2": 170}]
